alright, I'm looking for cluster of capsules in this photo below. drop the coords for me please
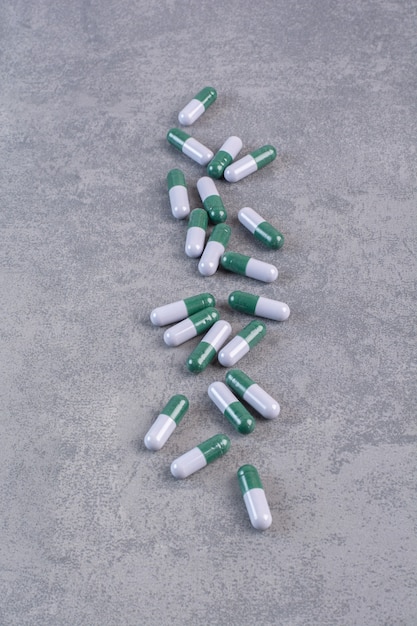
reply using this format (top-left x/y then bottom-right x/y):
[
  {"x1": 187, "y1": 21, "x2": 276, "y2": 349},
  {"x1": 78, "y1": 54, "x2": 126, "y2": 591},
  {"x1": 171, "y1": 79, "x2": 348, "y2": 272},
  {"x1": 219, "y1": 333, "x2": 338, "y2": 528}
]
[{"x1": 145, "y1": 87, "x2": 289, "y2": 531}]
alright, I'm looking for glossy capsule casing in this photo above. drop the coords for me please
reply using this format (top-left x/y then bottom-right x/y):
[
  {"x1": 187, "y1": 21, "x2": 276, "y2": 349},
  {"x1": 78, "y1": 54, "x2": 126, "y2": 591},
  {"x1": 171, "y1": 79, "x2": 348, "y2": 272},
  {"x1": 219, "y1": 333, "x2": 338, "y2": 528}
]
[
  {"x1": 170, "y1": 433, "x2": 231, "y2": 479},
  {"x1": 167, "y1": 169, "x2": 190, "y2": 219},
  {"x1": 164, "y1": 307, "x2": 219, "y2": 346},
  {"x1": 197, "y1": 176, "x2": 227, "y2": 223},
  {"x1": 144, "y1": 394, "x2": 189, "y2": 451},
  {"x1": 224, "y1": 145, "x2": 277, "y2": 182},
  {"x1": 218, "y1": 320, "x2": 267, "y2": 367},
  {"x1": 198, "y1": 224, "x2": 231, "y2": 277},
  {"x1": 225, "y1": 369, "x2": 280, "y2": 419},
  {"x1": 221, "y1": 251, "x2": 278, "y2": 283},
  {"x1": 185, "y1": 209, "x2": 208, "y2": 258},
  {"x1": 237, "y1": 464, "x2": 272, "y2": 530},
  {"x1": 238, "y1": 207, "x2": 284, "y2": 249},
  {"x1": 186, "y1": 320, "x2": 232, "y2": 373},
  {"x1": 150, "y1": 292, "x2": 215, "y2": 326},
  {"x1": 207, "y1": 136, "x2": 243, "y2": 179},
  {"x1": 208, "y1": 381, "x2": 255, "y2": 434},
  {"x1": 167, "y1": 128, "x2": 214, "y2": 166},
  {"x1": 228, "y1": 290, "x2": 290, "y2": 322},
  {"x1": 178, "y1": 87, "x2": 217, "y2": 126}
]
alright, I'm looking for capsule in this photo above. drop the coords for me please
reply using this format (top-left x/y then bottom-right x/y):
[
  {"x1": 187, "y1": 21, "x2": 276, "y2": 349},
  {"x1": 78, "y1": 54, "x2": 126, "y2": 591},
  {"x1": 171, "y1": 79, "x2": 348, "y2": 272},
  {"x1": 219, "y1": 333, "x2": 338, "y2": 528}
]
[
  {"x1": 197, "y1": 176, "x2": 227, "y2": 223},
  {"x1": 186, "y1": 320, "x2": 232, "y2": 373},
  {"x1": 167, "y1": 128, "x2": 214, "y2": 166},
  {"x1": 208, "y1": 381, "x2": 255, "y2": 434},
  {"x1": 144, "y1": 394, "x2": 189, "y2": 451},
  {"x1": 218, "y1": 319, "x2": 267, "y2": 367},
  {"x1": 185, "y1": 209, "x2": 208, "y2": 258},
  {"x1": 170, "y1": 433, "x2": 231, "y2": 479},
  {"x1": 225, "y1": 369, "x2": 280, "y2": 419},
  {"x1": 237, "y1": 464, "x2": 272, "y2": 530},
  {"x1": 228, "y1": 290, "x2": 290, "y2": 322},
  {"x1": 198, "y1": 224, "x2": 231, "y2": 277},
  {"x1": 238, "y1": 207, "x2": 284, "y2": 249},
  {"x1": 167, "y1": 169, "x2": 190, "y2": 219},
  {"x1": 150, "y1": 292, "x2": 215, "y2": 326},
  {"x1": 224, "y1": 145, "x2": 277, "y2": 182},
  {"x1": 178, "y1": 86, "x2": 217, "y2": 126},
  {"x1": 221, "y1": 251, "x2": 278, "y2": 283},
  {"x1": 207, "y1": 136, "x2": 243, "y2": 179},
  {"x1": 164, "y1": 307, "x2": 219, "y2": 346}
]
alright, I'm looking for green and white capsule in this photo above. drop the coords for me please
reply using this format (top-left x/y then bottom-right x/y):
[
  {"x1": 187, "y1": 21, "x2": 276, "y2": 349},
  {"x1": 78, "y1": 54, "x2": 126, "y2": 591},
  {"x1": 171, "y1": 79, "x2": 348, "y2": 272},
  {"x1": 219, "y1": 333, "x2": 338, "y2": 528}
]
[
  {"x1": 186, "y1": 320, "x2": 232, "y2": 373},
  {"x1": 167, "y1": 128, "x2": 214, "y2": 166},
  {"x1": 238, "y1": 207, "x2": 284, "y2": 249},
  {"x1": 208, "y1": 381, "x2": 255, "y2": 434},
  {"x1": 218, "y1": 319, "x2": 267, "y2": 367},
  {"x1": 221, "y1": 251, "x2": 278, "y2": 283},
  {"x1": 167, "y1": 169, "x2": 190, "y2": 219},
  {"x1": 224, "y1": 145, "x2": 277, "y2": 182},
  {"x1": 171, "y1": 433, "x2": 230, "y2": 479},
  {"x1": 144, "y1": 394, "x2": 189, "y2": 451},
  {"x1": 198, "y1": 223, "x2": 231, "y2": 277},
  {"x1": 150, "y1": 292, "x2": 215, "y2": 326},
  {"x1": 237, "y1": 464, "x2": 272, "y2": 530},
  {"x1": 178, "y1": 86, "x2": 217, "y2": 126},
  {"x1": 207, "y1": 136, "x2": 243, "y2": 179},
  {"x1": 185, "y1": 209, "x2": 208, "y2": 258},
  {"x1": 228, "y1": 290, "x2": 290, "y2": 322},
  {"x1": 197, "y1": 176, "x2": 227, "y2": 223},
  {"x1": 164, "y1": 307, "x2": 219, "y2": 347},
  {"x1": 226, "y1": 369, "x2": 280, "y2": 419}
]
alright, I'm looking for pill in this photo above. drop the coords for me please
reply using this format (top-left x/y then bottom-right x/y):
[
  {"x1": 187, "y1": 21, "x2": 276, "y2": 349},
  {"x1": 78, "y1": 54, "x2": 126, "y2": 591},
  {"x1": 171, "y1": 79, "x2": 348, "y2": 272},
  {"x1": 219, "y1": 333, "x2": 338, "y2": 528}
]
[
  {"x1": 207, "y1": 136, "x2": 243, "y2": 179},
  {"x1": 225, "y1": 369, "x2": 280, "y2": 419},
  {"x1": 164, "y1": 307, "x2": 219, "y2": 346},
  {"x1": 185, "y1": 209, "x2": 208, "y2": 258},
  {"x1": 237, "y1": 464, "x2": 272, "y2": 530},
  {"x1": 238, "y1": 206, "x2": 284, "y2": 249},
  {"x1": 166, "y1": 169, "x2": 190, "y2": 219},
  {"x1": 167, "y1": 128, "x2": 214, "y2": 166},
  {"x1": 150, "y1": 292, "x2": 216, "y2": 326},
  {"x1": 218, "y1": 319, "x2": 267, "y2": 367},
  {"x1": 208, "y1": 381, "x2": 255, "y2": 434},
  {"x1": 197, "y1": 176, "x2": 227, "y2": 223},
  {"x1": 224, "y1": 145, "x2": 276, "y2": 182},
  {"x1": 171, "y1": 433, "x2": 231, "y2": 479},
  {"x1": 221, "y1": 251, "x2": 278, "y2": 283},
  {"x1": 178, "y1": 86, "x2": 217, "y2": 126},
  {"x1": 144, "y1": 394, "x2": 189, "y2": 451},
  {"x1": 228, "y1": 290, "x2": 290, "y2": 322},
  {"x1": 198, "y1": 224, "x2": 231, "y2": 277},
  {"x1": 186, "y1": 320, "x2": 232, "y2": 373}
]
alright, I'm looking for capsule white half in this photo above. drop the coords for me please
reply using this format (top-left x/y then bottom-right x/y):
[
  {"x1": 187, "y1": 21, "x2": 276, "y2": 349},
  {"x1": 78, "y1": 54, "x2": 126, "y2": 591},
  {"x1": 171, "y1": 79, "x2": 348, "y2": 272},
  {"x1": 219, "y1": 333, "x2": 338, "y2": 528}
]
[
  {"x1": 170, "y1": 447, "x2": 207, "y2": 479},
  {"x1": 144, "y1": 414, "x2": 177, "y2": 451},
  {"x1": 255, "y1": 297, "x2": 289, "y2": 321},
  {"x1": 151, "y1": 301, "x2": 187, "y2": 326},
  {"x1": 178, "y1": 99, "x2": 205, "y2": 126},
  {"x1": 197, "y1": 176, "x2": 217, "y2": 202},
  {"x1": 198, "y1": 241, "x2": 224, "y2": 276},
  {"x1": 243, "y1": 488, "x2": 272, "y2": 530},
  {"x1": 208, "y1": 381, "x2": 237, "y2": 413},
  {"x1": 243, "y1": 384, "x2": 280, "y2": 419},
  {"x1": 238, "y1": 206, "x2": 264, "y2": 232},
  {"x1": 185, "y1": 226, "x2": 205, "y2": 258},
  {"x1": 168, "y1": 185, "x2": 190, "y2": 219},
  {"x1": 245, "y1": 258, "x2": 278, "y2": 283},
  {"x1": 182, "y1": 138, "x2": 214, "y2": 166},
  {"x1": 218, "y1": 336, "x2": 249, "y2": 367},
  {"x1": 224, "y1": 155, "x2": 257, "y2": 182},
  {"x1": 163, "y1": 318, "x2": 196, "y2": 346}
]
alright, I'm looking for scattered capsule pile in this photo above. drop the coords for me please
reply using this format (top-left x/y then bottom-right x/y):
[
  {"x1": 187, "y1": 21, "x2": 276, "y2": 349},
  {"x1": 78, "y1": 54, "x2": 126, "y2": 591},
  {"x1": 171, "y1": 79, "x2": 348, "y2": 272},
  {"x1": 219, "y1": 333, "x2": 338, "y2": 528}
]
[{"x1": 146, "y1": 87, "x2": 290, "y2": 530}]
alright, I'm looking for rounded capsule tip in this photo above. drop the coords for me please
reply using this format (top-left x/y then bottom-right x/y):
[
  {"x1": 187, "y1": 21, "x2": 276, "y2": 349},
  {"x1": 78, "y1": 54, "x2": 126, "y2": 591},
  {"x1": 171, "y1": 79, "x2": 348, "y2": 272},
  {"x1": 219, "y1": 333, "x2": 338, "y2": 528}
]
[
  {"x1": 144, "y1": 434, "x2": 163, "y2": 451},
  {"x1": 170, "y1": 460, "x2": 187, "y2": 479}
]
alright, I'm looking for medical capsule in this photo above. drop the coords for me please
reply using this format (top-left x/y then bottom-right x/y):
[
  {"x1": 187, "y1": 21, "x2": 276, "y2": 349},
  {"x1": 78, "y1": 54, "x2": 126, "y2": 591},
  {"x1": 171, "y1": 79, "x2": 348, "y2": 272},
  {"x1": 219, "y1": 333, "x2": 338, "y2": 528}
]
[
  {"x1": 178, "y1": 86, "x2": 217, "y2": 126},
  {"x1": 225, "y1": 369, "x2": 280, "y2": 419},
  {"x1": 221, "y1": 251, "x2": 278, "y2": 283},
  {"x1": 167, "y1": 169, "x2": 190, "y2": 219},
  {"x1": 187, "y1": 320, "x2": 232, "y2": 373},
  {"x1": 164, "y1": 307, "x2": 219, "y2": 346},
  {"x1": 150, "y1": 292, "x2": 215, "y2": 326},
  {"x1": 218, "y1": 319, "x2": 267, "y2": 367},
  {"x1": 185, "y1": 209, "x2": 208, "y2": 258},
  {"x1": 237, "y1": 464, "x2": 272, "y2": 530},
  {"x1": 224, "y1": 145, "x2": 276, "y2": 182},
  {"x1": 197, "y1": 176, "x2": 227, "y2": 223},
  {"x1": 207, "y1": 136, "x2": 243, "y2": 179},
  {"x1": 238, "y1": 206, "x2": 284, "y2": 249},
  {"x1": 198, "y1": 224, "x2": 231, "y2": 277},
  {"x1": 228, "y1": 290, "x2": 290, "y2": 322},
  {"x1": 208, "y1": 381, "x2": 255, "y2": 434},
  {"x1": 144, "y1": 394, "x2": 189, "y2": 451},
  {"x1": 170, "y1": 433, "x2": 231, "y2": 479},
  {"x1": 167, "y1": 128, "x2": 214, "y2": 166}
]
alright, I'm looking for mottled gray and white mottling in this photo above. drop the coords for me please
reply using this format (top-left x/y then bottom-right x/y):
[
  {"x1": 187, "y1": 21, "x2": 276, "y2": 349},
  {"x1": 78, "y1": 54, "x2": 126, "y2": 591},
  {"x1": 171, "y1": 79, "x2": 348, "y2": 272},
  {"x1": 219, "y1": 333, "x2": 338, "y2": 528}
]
[{"x1": 0, "y1": 0, "x2": 416, "y2": 624}]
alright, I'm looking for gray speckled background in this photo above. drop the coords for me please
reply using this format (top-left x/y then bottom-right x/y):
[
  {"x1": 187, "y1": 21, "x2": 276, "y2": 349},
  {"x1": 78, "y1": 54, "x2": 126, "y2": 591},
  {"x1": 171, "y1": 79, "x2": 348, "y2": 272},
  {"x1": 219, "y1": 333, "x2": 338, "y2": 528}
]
[{"x1": 1, "y1": 1, "x2": 416, "y2": 625}]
